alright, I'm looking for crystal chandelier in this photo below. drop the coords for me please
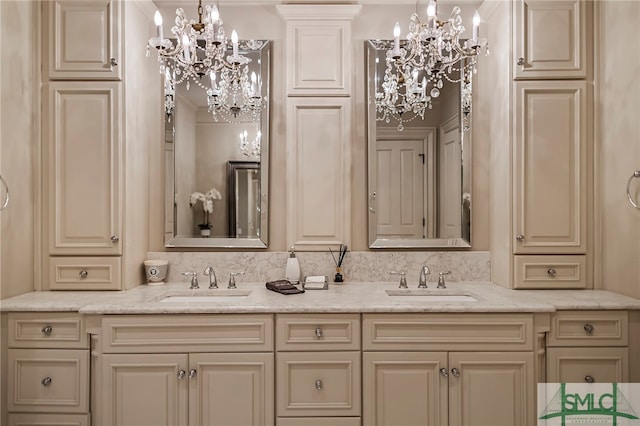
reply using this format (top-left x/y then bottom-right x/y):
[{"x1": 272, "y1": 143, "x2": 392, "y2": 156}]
[
  {"x1": 376, "y1": 0, "x2": 488, "y2": 130},
  {"x1": 239, "y1": 130, "x2": 261, "y2": 159},
  {"x1": 148, "y1": 1, "x2": 265, "y2": 122}
]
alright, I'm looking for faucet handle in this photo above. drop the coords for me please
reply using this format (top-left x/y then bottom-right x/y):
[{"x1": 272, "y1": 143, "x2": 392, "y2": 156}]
[
  {"x1": 390, "y1": 271, "x2": 408, "y2": 289},
  {"x1": 204, "y1": 266, "x2": 218, "y2": 289},
  {"x1": 437, "y1": 271, "x2": 451, "y2": 289},
  {"x1": 228, "y1": 272, "x2": 244, "y2": 289},
  {"x1": 181, "y1": 271, "x2": 199, "y2": 289}
]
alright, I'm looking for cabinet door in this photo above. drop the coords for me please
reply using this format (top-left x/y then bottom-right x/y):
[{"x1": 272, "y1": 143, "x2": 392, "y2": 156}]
[
  {"x1": 448, "y1": 352, "x2": 534, "y2": 426},
  {"x1": 514, "y1": 81, "x2": 588, "y2": 254},
  {"x1": 547, "y1": 347, "x2": 629, "y2": 383},
  {"x1": 45, "y1": 82, "x2": 122, "y2": 255},
  {"x1": 189, "y1": 353, "x2": 274, "y2": 426},
  {"x1": 101, "y1": 354, "x2": 188, "y2": 426},
  {"x1": 513, "y1": 0, "x2": 589, "y2": 79},
  {"x1": 363, "y1": 352, "x2": 448, "y2": 426},
  {"x1": 44, "y1": 0, "x2": 122, "y2": 80}
]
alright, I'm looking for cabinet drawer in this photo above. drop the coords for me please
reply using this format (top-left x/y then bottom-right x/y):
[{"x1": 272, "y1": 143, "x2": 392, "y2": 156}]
[
  {"x1": 547, "y1": 347, "x2": 629, "y2": 383},
  {"x1": 548, "y1": 311, "x2": 628, "y2": 347},
  {"x1": 8, "y1": 413, "x2": 90, "y2": 426},
  {"x1": 278, "y1": 418, "x2": 360, "y2": 426},
  {"x1": 8, "y1": 313, "x2": 87, "y2": 349},
  {"x1": 514, "y1": 255, "x2": 586, "y2": 289},
  {"x1": 277, "y1": 352, "x2": 361, "y2": 417},
  {"x1": 8, "y1": 349, "x2": 89, "y2": 413},
  {"x1": 49, "y1": 257, "x2": 121, "y2": 290},
  {"x1": 102, "y1": 314, "x2": 273, "y2": 353},
  {"x1": 276, "y1": 314, "x2": 360, "y2": 351},
  {"x1": 363, "y1": 313, "x2": 533, "y2": 351}
]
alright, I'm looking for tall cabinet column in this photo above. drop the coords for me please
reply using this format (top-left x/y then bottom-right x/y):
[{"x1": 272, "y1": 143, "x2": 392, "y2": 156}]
[{"x1": 277, "y1": 5, "x2": 361, "y2": 251}]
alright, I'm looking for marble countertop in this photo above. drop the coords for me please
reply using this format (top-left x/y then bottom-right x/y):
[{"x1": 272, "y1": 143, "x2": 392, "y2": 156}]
[{"x1": 2, "y1": 281, "x2": 640, "y2": 314}]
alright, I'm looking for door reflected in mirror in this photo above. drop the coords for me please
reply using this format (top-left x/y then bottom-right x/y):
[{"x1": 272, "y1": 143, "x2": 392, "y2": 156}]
[
  {"x1": 164, "y1": 40, "x2": 270, "y2": 248},
  {"x1": 367, "y1": 40, "x2": 472, "y2": 248}
]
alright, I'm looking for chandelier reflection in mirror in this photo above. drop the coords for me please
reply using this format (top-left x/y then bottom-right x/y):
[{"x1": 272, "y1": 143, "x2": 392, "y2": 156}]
[
  {"x1": 376, "y1": 1, "x2": 488, "y2": 131},
  {"x1": 148, "y1": 0, "x2": 265, "y2": 123},
  {"x1": 239, "y1": 130, "x2": 261, "y2": 160}
]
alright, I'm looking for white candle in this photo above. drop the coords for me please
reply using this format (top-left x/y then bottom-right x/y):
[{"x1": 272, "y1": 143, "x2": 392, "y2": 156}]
[
  {"x1": 427, "y1": 0, "x2": 436, "y2": 30},
  {"x1": 154, "y1": 10, "x2": 163, "y2": 39},
  {"x1": 231, "y1": 30, "x2": 239, "y2": 57},
  {"x1": 472, "y1": 10, "x2": 480, "y2": 41},
  {"x1": 211, "y1": 6, "x2": 219, "y2": 39},
  {"x1": 182, "y1": 34, "x2": 191, "y2": 62},
  {"x1": 250, "y1": 72, "x2": 257, "y2": 96},
  {"x1": 393, "y1": 22, "x2": 401, "y2": 54}
]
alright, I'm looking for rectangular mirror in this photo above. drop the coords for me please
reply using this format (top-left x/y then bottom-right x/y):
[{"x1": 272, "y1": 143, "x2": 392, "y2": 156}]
[
  {"x1": 367, "y1": 40, "x2": 472, "y2": 248},
  {"x1": 164, "y1": 40, "x2": 270, "y2": 248}
]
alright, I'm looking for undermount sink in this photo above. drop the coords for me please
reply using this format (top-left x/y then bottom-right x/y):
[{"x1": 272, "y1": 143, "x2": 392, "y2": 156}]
[
  {"x1": 385, "y1": 289, "x2": 478, "y2": 302},
  {"x1": 153, "y1": 290, "x2": 252, "y2": 303}
]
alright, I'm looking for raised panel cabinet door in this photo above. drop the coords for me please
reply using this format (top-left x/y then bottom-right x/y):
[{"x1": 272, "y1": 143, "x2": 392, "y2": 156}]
[
  {"x1": 362, "y1": 352, "x2": 448, "y2": 426},
  {"x1": 44, "y1": 0, "x2": 122, "y2": 80},
  {"x1": 45, "y1": 82, "x2": 122, "y2": 255},
  {"x1": 448, "y1": 352, "x2": 535, "y2": 426},
  {"x1": 513, "y1": 0, "x2": 590, "y2": 79},
  {"x1": 188, "y1": 353, "x2": 274, "y2": 426},
  {"x1": 514, "y1": 81, "x2": 588, "y2": 254},
  {"x1": 546, "y1": 347, "x2": 629, "y2": 383},
  {"x1": 100, "y1": 353, "x2": 188, "y2": 426}
]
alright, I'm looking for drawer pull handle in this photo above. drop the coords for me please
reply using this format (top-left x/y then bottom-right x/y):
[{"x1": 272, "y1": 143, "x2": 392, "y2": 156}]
[
  {"x1": 315, "y1": 327, "x2": 323, "y2": 338},
  {"x1": 451, "y1": 367, "x2": 460, "y2": 377},
  {"x1": 585, "y1": 375, "x2": 594, "y2": 383},
  {"x1": 79, "y1": 269, "x2": 88, "y2": 279},
  {"x1": 583, "y1": 323, "x2": 594, "y2": 334},
  {"x1": 547, "y1": 268, "x2": 557, "y2": 277},
  {"x1": 111, "y1": 235, "x2": 119, "y2": 243},
  {"x1": 439, "y1": 368, "x2": 449, "y2": 377},
  {"x1": 41, "y1": 377, "x2": 52, "y2": 386},
  {"x1": 315, "y1": 380, "x2": 323, "y2": 390},
  {"x1": 189, "y1": 369, "x2": 197, "y2": 378},
  {"x1": 110, "y1": 58, "x2": 118, "y2": 67},
  {"x1": 177, "y1": 370, "x2": 186, "y2": 379},
  {"x1": 41, "y1": 325, "x2": 53, "y2": 336},
  {"x1": 516, "y1": 234, "x2": 525, "y2": 242},
  {"x1": 517, "y1": 57, "x2": 525, "y2": 66}
]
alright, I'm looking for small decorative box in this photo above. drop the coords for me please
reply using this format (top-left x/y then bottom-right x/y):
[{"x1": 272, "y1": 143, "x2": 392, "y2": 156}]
[{"x1": 302, "y1": 275, "x2": 329, "y2": 290}]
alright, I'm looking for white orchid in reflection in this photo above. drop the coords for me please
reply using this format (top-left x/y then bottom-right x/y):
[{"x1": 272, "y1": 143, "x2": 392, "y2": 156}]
[{"x1": 189, "y1": 188, "x2": 222, "y2": 229}]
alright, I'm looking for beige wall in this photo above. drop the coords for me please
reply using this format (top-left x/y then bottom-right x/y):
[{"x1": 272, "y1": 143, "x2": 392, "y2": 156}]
[
  {"x1": 597, "y1": 1, "x2": 640, "y2": 298},
  {"x1": 0, "y1": 1, "x2": 38, "y2": 299}
]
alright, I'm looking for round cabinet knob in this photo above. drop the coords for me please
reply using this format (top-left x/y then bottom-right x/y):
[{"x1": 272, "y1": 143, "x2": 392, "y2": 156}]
[
  {"x1": 439, "y1": 368, "x2": 449, "y2": 377},
  {"x1": 517, "y1": 57, "x2": 525, "y2": 66},
  {"x1": 451, "y1": 367, "x2": 460, "y2": 377},
  {"x1": 547, "y1": 268, "x2": 557, "y2": 277},
  {"x1": 315, "y1": 327, "x2": 323, "y2": 338},
  {"x1": 110, "y1": 58, "x2": 118, "y2": 66},
  {"x1": 41, "y1": 377, "x2": 52, "y2": 386},
  {"x1": 583, "y1": 323, "x2": 594, "y2": 334},
  {"x1": 177, "y1": 370, "x2": 186, "y2": 379},
  {"x1": 315, "y1": 380, "x2": 323, "y2": 390},
  {"x1": 189, "y1": 369, "x2": 197, "y2": 378},
  {"x1": 111, "y1": 235, "x2": 119, "y2": 243},
  {"x1": 41, "y1": 325, "x2": 53, "y2": 336},
  {"x1": 584, "y1": 375, "x2": 595, "y2": 383},
  {"x1": 79, "y1": 269, "x2": 88, "y2": 279},
  {"x1": 516, "y1": 234, "x2": 525, "y2": 242}
]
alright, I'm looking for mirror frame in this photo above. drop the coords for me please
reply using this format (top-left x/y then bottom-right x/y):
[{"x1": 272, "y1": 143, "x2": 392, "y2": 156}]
[
  {"x1": 164, "y1": 40, "x2": 270, "y2": 249},
  {"x1": 366, "y1": 40, "x2": 472, "y2": 249}
]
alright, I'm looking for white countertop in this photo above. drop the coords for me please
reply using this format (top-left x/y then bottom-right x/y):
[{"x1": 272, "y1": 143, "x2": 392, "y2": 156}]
[{"x1": 2, "y1": 281, "x2": 640, "y2": 314}]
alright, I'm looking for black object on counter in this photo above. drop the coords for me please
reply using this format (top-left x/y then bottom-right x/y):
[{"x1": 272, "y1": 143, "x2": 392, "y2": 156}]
[{"x1": 266, "y1": 280, "x2": 305, "y2": 295}]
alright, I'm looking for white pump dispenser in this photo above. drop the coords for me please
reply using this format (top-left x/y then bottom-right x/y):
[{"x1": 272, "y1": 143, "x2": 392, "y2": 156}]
[{"x1": 285, "y1": 246, "x2": 301, "y2": 284}]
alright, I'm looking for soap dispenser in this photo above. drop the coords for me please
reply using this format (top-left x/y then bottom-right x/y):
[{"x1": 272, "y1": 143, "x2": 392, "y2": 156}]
[{"x1": 285, "y1": 246, "x2": 301, "y2": 284}]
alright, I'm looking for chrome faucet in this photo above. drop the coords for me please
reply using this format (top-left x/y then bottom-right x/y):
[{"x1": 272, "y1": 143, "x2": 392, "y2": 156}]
[
  {"x1": 181, "y1": 271, "x2": 199, "y2": 289},
  {"x1": 390, "y1": 271, "x2": 408, "y2": 289},
  {"x1": 418, "y1": 265, "x2": 431, "y2": 288},
  {"x1": 437, "y1": 271, "x2": 451, "y2": 289},
  {"x1": 228, "y1": 272, "x2": 244, "y2": 289},
  {"x1": 204, "y1": 266, "x2": 217, "y2": 289}
]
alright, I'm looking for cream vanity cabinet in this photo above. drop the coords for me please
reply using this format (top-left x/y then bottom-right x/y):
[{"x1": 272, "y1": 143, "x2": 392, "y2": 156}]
[
  {"x1": 6, "y1": 313, "x2": 90, "y2": 426},
  {"x1": 362, "y1": 313, "x2": 536, "y2": 426},
  {"x1": 275, "y1": 314, "x2": 361, "y2": 426},
  {"x1": 546, "y1": 311, "x2": 629, "y2": 383},
  {"x1": 97, "y1": 314, "x2": 274, "y2": 426},
  {"x1": 41, "y1": 0, "x2": 157, "y2": 290},
  {"x1": 486, "y1": 0, "x2": 593, "y2": 289}
]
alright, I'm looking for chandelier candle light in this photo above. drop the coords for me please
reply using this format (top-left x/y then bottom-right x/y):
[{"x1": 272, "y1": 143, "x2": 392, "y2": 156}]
[
  {"x1": 376, "y1": 0, "x2": 488, "y2": 130},
  {"x1": 148, "y1": 1, "x2": 265, "y2": 122}
]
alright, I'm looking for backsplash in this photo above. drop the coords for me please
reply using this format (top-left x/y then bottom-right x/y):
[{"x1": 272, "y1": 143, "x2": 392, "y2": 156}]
[{"x1": 147, "y1": 251, "x2": 491, "y2": 285}]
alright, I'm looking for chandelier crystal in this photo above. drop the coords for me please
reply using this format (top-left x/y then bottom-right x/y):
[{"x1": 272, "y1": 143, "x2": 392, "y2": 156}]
[
  {"x1": 376, "y1": 1, "x2": 488, "y2": 130},
  {"x1": 148, "y1": 1, "x2": 265, "y2": 122},
  {"x1": 239, "y1": 130, "x2": 261, "y2": 159}
]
